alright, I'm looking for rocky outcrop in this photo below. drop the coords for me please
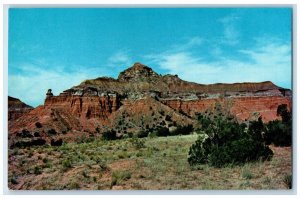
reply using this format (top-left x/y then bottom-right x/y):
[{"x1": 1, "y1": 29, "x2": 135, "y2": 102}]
[
  {"x1": 53, "y1": 62, "x2": 291, "y2": 122},
  {"x1": 118, "y1": 62, "x2": 160, "y2": 82},
  {"x1": 8, "y1": 96, "x2": 33, "y2": 121},
  {"x1": 66, "y1": 63, "x2": 289, "y2": 99},
  {"x1": 8, "y1": 62, "x2": 292, "y2": 147},
  {"x1": 161, "y1": 96, "x2": 291, "y2": 122},
  {"x1": 44, "y1": 94, "x2": 120, "y2": 120}
]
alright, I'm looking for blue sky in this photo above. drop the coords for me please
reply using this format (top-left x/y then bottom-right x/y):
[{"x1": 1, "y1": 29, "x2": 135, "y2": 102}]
[{"x1": 8, "y1": 8, "x2": 292, "y2": 107}]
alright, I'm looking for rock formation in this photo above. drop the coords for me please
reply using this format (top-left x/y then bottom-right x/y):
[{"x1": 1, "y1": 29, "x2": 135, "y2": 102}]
[
  {"x1": 8, "y1": 62, "x2": 292, "y2": 147},
  {"x1": 8, "y1": 96, "x2": 33, "y2": 121}
]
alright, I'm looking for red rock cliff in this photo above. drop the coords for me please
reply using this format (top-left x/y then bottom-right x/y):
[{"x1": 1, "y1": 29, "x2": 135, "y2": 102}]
[
  {"x1": 8, "y1": 63, "x2": 292, "y2": 146},
  {"x1": 44, "y1": 94, "x2": 120, "y2": 120},
  {"x1": 161, "y1": 96, "x2": 291, "y2": 122}
]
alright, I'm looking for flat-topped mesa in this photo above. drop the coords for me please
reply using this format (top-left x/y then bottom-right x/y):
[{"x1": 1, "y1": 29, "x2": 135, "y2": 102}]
[
  {"x1": 8, "y1": 62, "x2": 292, "y2": 147},
  {"x1": 202, "y1": 81, "x2": 280, "y2": 93},
  {"x1": 55, "y1": 63, "x2": 290, "y2": 99},
  {"x1": 118, "y1": 62, "x2": 160, "y2": 82}
]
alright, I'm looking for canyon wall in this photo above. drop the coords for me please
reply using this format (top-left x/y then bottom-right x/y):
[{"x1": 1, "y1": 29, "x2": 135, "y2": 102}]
[
  {"x1": 161, "y1": 96, "x2": 291, "y2": 122},
  {"x1": 44, "y1": 94, "x2": 120, "y2": 120}
]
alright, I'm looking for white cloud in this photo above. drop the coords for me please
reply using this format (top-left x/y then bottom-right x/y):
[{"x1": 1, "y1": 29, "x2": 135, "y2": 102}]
[
  {"x1": 168, "y1": 37, "x2": 204, "y2": 53},
  {"x1": 9, "y1": 68, "x2": 89, "y2": 107},
  {"x1": 211, "y1": 46, "x2": 223, "y2": 57},
  {"x1": 149, "y1": 39, "x2": 291, "y2": 88},
  {"x1": 223, "y1": 25, "x2": 239, "y2": 45},
  {"x1": 157, "y1": 52, "x2": 222, "y2": 82},
  {"x1": 173, "y1": 37, "x2": 203, "y2": 51},
  {"x1": 219, "y1": 14, "x2": 240, "y2": 45},
  {"x1": 107, "y1": 50, "x2": 132, "y2": 67},
  {"x1": 8, "y1": 49, "x2": 134, "y2": 107},
  {"x1": 144, "y1": 37, "x2": 204, "y2": 64},
  {"x1": 9, "y1": 38, "x2": 291, "y2": 107},
  {"x1": 239, "y1": 43, "x2": 291, "y2": 64},
  {"x1": 8, "y1": 62, "x2": 115, "y2": 107}
]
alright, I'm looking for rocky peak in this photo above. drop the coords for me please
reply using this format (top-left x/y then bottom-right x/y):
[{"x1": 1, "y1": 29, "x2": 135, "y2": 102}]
[{"x1": 118, "y1": 62, "x2": 160, "y2": 82}]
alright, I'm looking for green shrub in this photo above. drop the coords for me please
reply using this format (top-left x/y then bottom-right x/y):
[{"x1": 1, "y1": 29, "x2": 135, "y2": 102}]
[
  {"x1": 264, "y1": 104, "x2": 292, "y2": 147},
  {"x1": 35, "y1": 122, "x2": 42, "y2": 128},
  {"x1": 82, "y1": 170, "x2": 89, "y2": 178},
  {"x1": 248, "y1": 116, "x2": 265, "y2": 142},
  {"x1": 130, "y1": 137, "x2": 146, "y2": 149},
  {"x1": 62, "y1": 159, "x2": 72, "y2": 170},
  {"x1": 277, "y1": 104, "x2": 291, "y2": 123},
  {"x1": 165, "y1": 115, "x2": 172, "y2": 121},
  {"x1": 128, "y1": 132, "x2": 134, "y2": 138},
  {"x1": 10, "y1": 176, "x2": 18, "y2": 185},
  {"x1": 159, "y1": 110, "x2": 165, "y2": 116},
  {"x1": 102, "y1": 130, "x2": 117, "y2": 141},
  {"x1": 111, "y1": 170, "x2": 131, "y2": 186},
  {"x1": 179, "y1": 109, "x2": 188, "y2": 116},
  {"x1": 137, "y1": 130, "x2": 148, "y2": 138},
  {"x1": 34, "y1": 166, "x2": 42, "y2": 175},
  {"x1": 69, "y1": 181, "x2": 80, "y2": 189},
  {"x1": 34, "y1": 132, "x2": 40, "y2": 137},
  {"x1": 170, "y1": 124, "x2": 193, "y2": 136},
  {"x1": 98, "y1": 160, "x2": 108, "y2": 171},
  {"x1": 42, "y1": 158, "x2": 49, "y2": 164},
  {"x1": 241, "y1": 166, "x2": 253, "y2": 179},
  {"x1": 47, "y1": 129, "x2": 57, "y2": 135},
  {"x1": 187, "y1": 136, "x2": 208, "y2": 165},
  {"x1": 197, "y1": 113, "x2": 212, "y2": 129},
  {"x1": 283, "y1": 174, "x2": 292, "y2": 189},
  {"x1": 265, "y1": 120, "x2": 291, "y2": 146},
  {"x1": 153, "y1": 126, "x2": 170, "y2": 137},
  {"x1": 117, "y1": 151, "x2": 130, "y2": 159},
  {"x1": 188, "y1": 113, "x2": 273, "y2": 167}
]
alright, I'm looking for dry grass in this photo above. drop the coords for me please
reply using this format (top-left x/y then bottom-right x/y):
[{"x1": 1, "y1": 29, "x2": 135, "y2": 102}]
[{"x1": 8, "y1": 134, "x2": 292, "y2": 190}]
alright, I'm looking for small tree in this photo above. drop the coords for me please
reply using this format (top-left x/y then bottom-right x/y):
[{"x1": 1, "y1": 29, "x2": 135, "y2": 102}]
[
  {"x1": 265, "y1": 104, "x2": 292, "y2": 146},
  {"x1": 188, "y1": 113, "x2": 273, "y2": 167},
  {"x1": 35, "y1": 122, "x2": 42, "y2": 128},
  {"x1": 137, "y1": 130, "x2": 148, "y2": 138},
  {"x1": 170, "y1": 124, "x2": 193, "y2": 136},
  {"x1": 102, "y1": 130, "x2": 117, "y2": 141},
  {"x1": 277, "y1": 104, "x2": 291, "y2": 124},
  {"x1": 154, "y1": 126, "x2": 170, "y2": 137},
  {"x1": 248, "y1": 116, "x2": 265, "y2": 142}
]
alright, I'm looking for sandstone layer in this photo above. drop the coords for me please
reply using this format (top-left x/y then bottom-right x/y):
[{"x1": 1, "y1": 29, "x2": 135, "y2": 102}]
[
  {"x1": 8, "y1": 63, "x2": 292, "y2": 147},
  {"x1": 8, "y1": 96, "x2": 33, "y2": 121}
]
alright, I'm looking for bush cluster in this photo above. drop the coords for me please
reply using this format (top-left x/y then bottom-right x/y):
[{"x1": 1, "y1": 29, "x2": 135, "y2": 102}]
[
  {"x1": 137, "y1": 130, "x2": 148, "y2": 138},
  {"x1": 35, "y1": 122, "x2": 42, "y2": 128},
  {"x1": 170, "y1": 124, "x2": 193, "y2": 136},
  {"x1": 130, "y1": 137, "x2": 146, "y2": 149},
  {"x1": 144, "y1": 124, "x2": 194, "y2": 138},
  {"x1": 47, "y1": 129, "x2": 57, "y2": 135},
  {"x1": 111, "y1": 170, "x2": 131, "y2": 187},
  {"x1": 188, "y1": 113, "x2": 273, "y2": 167},
  {"x1": 265, "y1": 121, "x2": 291, "y2": 146},
  {"x1": 102, "y1": 130, "x2": 117, "y2": 141},
  {"x1": 264, "y1": 104, "x2": 292, "y2": 146},
  {"x1": 152, "y1": 126, "x2": 170, "y2": 137}
]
